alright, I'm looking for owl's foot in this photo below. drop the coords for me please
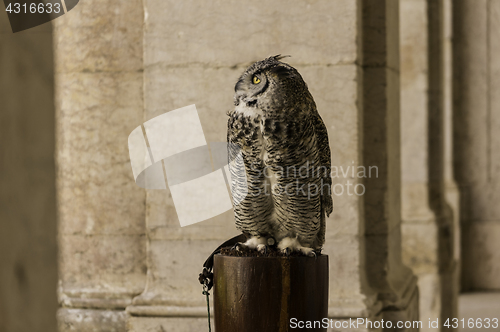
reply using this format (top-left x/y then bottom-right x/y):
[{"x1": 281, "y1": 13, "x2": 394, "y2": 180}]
[
  {"x1": 278, "y1": 237, "x2": 316, "y2": 257},
  {"x1": 308, "y1": 250, "x2": 317, "y2": 258},
  {"x1": 298, "y1": 247, "x2": 316, "y2": 257},
  {"x1": 257, "y1": 244, "x2": 268, "y2": 255},
  {"x1": 244, "y1": 236, "x2": 268, "y2": 250},
  {"x1": 231, "y1": 242, "x2": 246, "y2": 252},
  {"x1": 281, "y1": 247, "x2": 291, "y2": 256},
  {"x1": 231, "y1": 236, "x2": 268, "y2": 252}
]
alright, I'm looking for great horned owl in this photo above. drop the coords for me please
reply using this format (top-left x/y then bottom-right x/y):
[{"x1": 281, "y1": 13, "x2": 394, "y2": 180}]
[{"x1": 227, "y1": 55, "x2": 333, "y2": 256}]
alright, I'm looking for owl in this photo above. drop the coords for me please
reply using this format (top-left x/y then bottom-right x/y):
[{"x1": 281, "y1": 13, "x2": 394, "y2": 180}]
[{"x1": 227, "y1": 55, "x2": 333, "y2": 256}]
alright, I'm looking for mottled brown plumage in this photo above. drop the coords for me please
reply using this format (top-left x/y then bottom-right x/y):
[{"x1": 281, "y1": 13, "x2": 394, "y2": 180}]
[{"x1": 227, "y1": 55, "x2": 333, "y2": 256}]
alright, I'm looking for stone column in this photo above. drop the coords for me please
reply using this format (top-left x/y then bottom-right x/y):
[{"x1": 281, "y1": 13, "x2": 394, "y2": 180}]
[
  {"x1": 54, "y1": 1, "x2": 147, "y2": 330},
  {"x1": 440, "y1": 0, "x2": 460, "y2": 323},
  {"x1": 400, "y1": 0, "x2": 459, "y2": 329},
  {"x1": 454, "y1": 0, "x2": 500, "y2": 291},
  {"x1": 400, "y1": 0, "x2": 440, "y2": 329},
  {"x1": 360, "y1": 0, "x2": 419, "y2": 328}
]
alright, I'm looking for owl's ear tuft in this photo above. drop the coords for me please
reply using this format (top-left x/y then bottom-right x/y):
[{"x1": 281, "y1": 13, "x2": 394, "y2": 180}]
[{"x1": 274, "y1": 54, "x2": 291, "y2": 61}]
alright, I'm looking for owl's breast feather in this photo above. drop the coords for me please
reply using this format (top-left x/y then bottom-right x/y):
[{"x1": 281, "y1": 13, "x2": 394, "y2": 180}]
[{"x1": 233, "y1": 103, "x2": 263, "y2": 118}]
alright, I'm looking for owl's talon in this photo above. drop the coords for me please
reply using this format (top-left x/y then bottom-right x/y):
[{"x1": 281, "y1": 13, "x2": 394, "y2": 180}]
[
  {"x1": 231, "y1": 242, "x2": 245, "y2": 252},
  {"x1": 281, "y1": 247, "x2": 291, "y2": 256},
  {"x1": 257, "y1": 244, "x2": 268, "y2": 255},
  {"x1": 299, "y1": 247, "x2": 316, "y2": 257}
]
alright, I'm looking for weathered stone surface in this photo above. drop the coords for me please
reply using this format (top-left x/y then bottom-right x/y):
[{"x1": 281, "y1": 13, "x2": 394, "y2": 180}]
[
  {"x1": 453, "y1": 0, "x2": 489, "y2": 187},
  {"x1": 400, "y1": 0, "x2": 430, "y2": 188},
  {"x1": 143, "y1": 0, "x2": 357, "y2": 66},
  {"x1": 441, "y1": 262, "x2": 459, "y2": 324},
  {"x1": 441, "y1": 0, "x2": 461, "y2": 323},
  {"x1": 58, "y1": 309, "x2": 128, "y2": 332},
  {"x1": 56, "y1": 72, "x2": 145, "y2": 236},
  {"x1": 53, "y1": 0, "x2": 143, "y2": 73},
  {"x1": 402, "y1": 224, "x2": 439, "y2": 275},
  {"x1": 357, "y1": 2, "x2": 420, "y2": 328},
  {"x1": 458, "y1": 292, "x2": 500, "y2": 330},
  {"x1": 54, "y1": 0, "x2": 147, "y2": 325},
  {"x1": 416, "y1": 274, "x2": 441, "y2": 331},
  {"x1": 59, "y1": 234, "x2": 146, "y2": 302},
  {"x1": 400, "y1": 2, "x2": 445, "y2": 331},
  {"x1": 127, "y1": 317, "x2": 208, "y2": 332},
  {"x1": 443, "y1": 0, "x2": 461, "y2": 296},
  {"x1": 131, "y1": 239, "x2": 228, "y2": 308},
  {"x1": 383, "y1": 286, "x2": 420, "y2": 332},
  {"x1": 325, "y1": 237, "x2": 380, "y2": 318},
  {"x1": 401, "y1": 183, "x2": 436, "y2": 223}
]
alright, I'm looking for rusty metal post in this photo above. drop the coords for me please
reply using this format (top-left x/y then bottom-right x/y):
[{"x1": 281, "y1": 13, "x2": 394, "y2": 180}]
[{"x1": 213, "y1": 254, "x2": 328, "y2": 332}]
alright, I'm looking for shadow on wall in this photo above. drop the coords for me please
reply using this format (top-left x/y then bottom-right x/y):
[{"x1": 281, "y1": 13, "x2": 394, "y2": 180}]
[
  {"x1": 453, "y1": 0, "x2": 500, "y2": 292},
  {"x1": 0, "y1": 12, "x2": 58, "y2": 332}
]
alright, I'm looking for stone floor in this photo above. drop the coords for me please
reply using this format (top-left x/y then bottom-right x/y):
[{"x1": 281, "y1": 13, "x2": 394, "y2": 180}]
[{"x1": 458, "y1": 292, "x2": 500, "y2": 332}]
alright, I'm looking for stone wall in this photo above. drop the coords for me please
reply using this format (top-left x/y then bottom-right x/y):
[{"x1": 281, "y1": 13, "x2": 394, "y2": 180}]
[
  {"x1": 453, "y1": 0, "x2": 500, "y2": 291},
  {"x1": 0, "y1": 14, "x2": 57, "y2": 332},
  {"x1": 54, "y1": 0, "x2": 147, "y2": 329}
]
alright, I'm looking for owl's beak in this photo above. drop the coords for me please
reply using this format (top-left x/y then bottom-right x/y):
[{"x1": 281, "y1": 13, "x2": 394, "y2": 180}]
[{"x1": 235, "y1": 78, "x2": 245, "y2": 93}]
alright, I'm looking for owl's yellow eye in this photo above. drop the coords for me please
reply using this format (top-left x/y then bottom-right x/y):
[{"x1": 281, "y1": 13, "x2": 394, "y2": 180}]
[{"x1": 253, "y1": 76, "x2": 261, "y2": 84}]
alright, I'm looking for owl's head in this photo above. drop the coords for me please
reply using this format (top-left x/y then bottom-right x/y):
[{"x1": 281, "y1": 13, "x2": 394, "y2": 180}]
[{"x1": 234, "y1": 55, "x2": 309, "y2": 109}]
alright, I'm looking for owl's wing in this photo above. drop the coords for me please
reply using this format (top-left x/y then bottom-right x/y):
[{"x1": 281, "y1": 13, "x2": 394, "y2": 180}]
[
  {"x1": 312, "y1": 109, "x2": 333, "y2": 248},
  {"x1": 312, "y1": 111, "x2": 333, "y2": 215},
  {"x1": 227, "y1": 111, "x2": 273, "y2": 237}
]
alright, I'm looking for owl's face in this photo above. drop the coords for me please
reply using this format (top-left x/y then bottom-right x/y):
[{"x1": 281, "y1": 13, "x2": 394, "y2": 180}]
[{"x1": 234, "y1": 55, "x2": 308, "y2": 110}]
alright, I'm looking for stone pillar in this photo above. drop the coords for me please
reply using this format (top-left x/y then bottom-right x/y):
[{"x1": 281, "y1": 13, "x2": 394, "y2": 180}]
[
  {"x1": 360, "y1": 0, "x2": 419, "y2": 328},
  {"x1": 440, "y1": 0, "x2": 460, "y2": 323},
  {"x1": 454, "y1": 0, "x2": 500, "y2": 291},
  {"x1": 400, "y1": 0, "x2": 459, "y2": 329},
  {"x1": 54, "y1": 1, "x2": 147, "y2": 330},
  {"x1": 400, "y1": 0, "x2": 440, "y2": 329},
  {"x1": 0, "y1": 15, "x2": 57, "y2": 332}
]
